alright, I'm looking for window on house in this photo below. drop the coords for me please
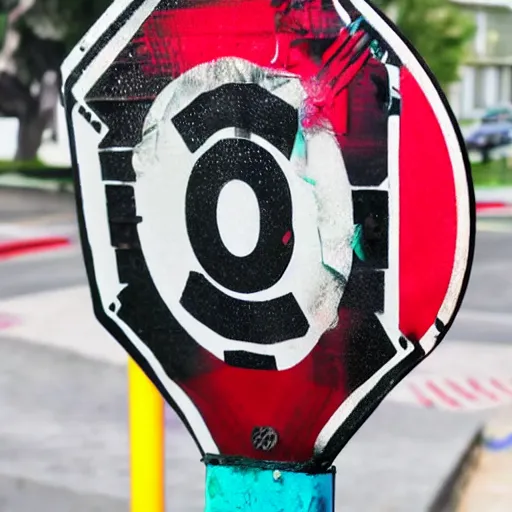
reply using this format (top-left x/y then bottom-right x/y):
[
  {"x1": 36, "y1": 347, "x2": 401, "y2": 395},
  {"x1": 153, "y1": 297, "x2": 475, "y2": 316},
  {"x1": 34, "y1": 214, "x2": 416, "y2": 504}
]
[
  {"x1": 486, "y1": 9, "x2": 512, "y2": 59},
  {"x1": 474, "y1": 10, "x2": 487, "y2": 57}
]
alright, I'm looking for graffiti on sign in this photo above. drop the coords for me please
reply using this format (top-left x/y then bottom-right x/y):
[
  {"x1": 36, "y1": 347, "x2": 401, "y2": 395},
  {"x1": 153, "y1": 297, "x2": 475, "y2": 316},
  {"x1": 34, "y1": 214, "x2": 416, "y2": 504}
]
[{"x1": 63, "y1": 0, "x2": 474, "y2": 468}]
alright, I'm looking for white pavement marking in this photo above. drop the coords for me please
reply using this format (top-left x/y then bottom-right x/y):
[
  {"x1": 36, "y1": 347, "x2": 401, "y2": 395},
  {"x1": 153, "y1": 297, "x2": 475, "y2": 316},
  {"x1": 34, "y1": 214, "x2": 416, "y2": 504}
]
[
  {"x1": 0, "y1": 285, "x2": 511, "y2": 411},
  {"x1": 388, "y1": 338, "x2": 512, "y2": 410},
  {"x1": 389, "y1": 374, "x2": 512, "y2": 411}
]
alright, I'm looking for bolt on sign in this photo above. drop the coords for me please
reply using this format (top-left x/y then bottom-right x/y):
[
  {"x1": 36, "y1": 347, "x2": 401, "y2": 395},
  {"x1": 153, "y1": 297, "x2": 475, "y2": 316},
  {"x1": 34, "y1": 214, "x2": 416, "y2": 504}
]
[{"x1": 62, "y1": 0, "x2": 474, "y2": 470}]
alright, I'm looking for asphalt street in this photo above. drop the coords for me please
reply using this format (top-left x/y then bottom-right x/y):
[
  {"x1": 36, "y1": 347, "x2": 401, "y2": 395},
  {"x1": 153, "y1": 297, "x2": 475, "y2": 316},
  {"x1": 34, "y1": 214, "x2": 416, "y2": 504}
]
[
  {"x1": 449, "y1": 226, "x2": 512, "y2": 345},
  {"x1": 1, "y1": 208, "x2": 510, "y2": 344},
  {"x1": 0, "y1": 190, "x2": 510, "y2": 511}
]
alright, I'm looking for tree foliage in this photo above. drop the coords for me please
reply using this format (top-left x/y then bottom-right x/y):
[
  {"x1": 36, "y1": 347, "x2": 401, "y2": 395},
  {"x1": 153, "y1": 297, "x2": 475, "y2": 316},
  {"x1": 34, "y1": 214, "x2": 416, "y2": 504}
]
[
  {"x1": 52, "y1": 0, "x2": 113, "y2": 52},
  {"x1": 373, "y1": 0, "x2": 476, "y2": 90},
  {"x1": 0, "y1": 0, "x2": 476, "y2": 159},
  {"x1": 0, "y1": 0, "x2": 113, "y2": 159}
]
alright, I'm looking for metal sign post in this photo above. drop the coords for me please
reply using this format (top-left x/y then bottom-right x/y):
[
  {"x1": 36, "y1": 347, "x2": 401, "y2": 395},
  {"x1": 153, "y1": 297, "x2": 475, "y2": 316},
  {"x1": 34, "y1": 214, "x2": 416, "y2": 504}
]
[
  {"x1": 204, "y1": 458, "x2": 335, "y2": 510},
  {"x1": 62, "y1": 0, "x2": 475, "y2": 510}
]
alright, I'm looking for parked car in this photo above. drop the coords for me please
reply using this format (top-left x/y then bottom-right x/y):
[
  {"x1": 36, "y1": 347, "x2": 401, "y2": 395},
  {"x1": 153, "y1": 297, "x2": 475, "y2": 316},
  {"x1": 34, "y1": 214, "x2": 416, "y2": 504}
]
[
  {"x1": 465, "y1": 119, "x2": 512, "y2": 162},
  {"x1": 481, "y1": 104, "x2": 512, "y2": 124},
  {"x1": 465, "y1": 121, "x2": 512, "y2": 150}
]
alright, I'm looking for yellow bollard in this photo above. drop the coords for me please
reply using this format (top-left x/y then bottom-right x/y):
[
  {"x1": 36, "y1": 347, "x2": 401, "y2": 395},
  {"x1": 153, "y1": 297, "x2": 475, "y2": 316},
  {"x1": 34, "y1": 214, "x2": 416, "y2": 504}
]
[{"x1": 128, "y1": 358, "x2": 165, "y2": 512}]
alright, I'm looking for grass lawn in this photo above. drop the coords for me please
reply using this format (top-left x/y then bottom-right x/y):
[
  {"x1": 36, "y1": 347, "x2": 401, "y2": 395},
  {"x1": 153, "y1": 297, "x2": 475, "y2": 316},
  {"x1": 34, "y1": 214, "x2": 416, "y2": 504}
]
[
  {"x1": 458, "y1": 119, "x2": 477, "y2": 127},
  {"x1": 471, "y1": 159, "x2": 512, "y2": 187},
  {"x1": 0, "y1": 159, "x2": 72, "y2": 183},
  {"x1": 0, "y1": 158, "x2": 56, "y2": 171}
]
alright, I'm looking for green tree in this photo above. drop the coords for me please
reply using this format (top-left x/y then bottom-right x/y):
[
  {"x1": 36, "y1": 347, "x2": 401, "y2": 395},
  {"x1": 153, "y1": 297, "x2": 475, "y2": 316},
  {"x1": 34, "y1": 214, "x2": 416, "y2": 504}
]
[
  {"x1": 0, "y1": 0, "x2": 475, "y2": 160},
  {"x1": 36, "y1": 0, "x2": 113, "y2": 53},
  {"x1": 373, "y1": 0, "x2": 476, "y2": 91},
  {"x1": 0, "y1": 0, "x2": 112, "y2": 160}
]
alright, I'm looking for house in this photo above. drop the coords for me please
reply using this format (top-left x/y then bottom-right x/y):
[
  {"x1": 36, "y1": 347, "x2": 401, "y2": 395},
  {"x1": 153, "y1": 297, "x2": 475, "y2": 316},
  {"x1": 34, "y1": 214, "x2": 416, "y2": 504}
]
[{"x1": 449, "y1": 0, "x2": 512, "y2": 120}]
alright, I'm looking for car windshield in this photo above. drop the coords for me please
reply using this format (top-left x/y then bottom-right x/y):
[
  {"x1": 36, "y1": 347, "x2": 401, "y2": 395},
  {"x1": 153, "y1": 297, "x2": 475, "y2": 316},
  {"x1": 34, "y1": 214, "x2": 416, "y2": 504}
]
[{"x1": 483, "y1": 107, "x2": 512, "y2": 123}]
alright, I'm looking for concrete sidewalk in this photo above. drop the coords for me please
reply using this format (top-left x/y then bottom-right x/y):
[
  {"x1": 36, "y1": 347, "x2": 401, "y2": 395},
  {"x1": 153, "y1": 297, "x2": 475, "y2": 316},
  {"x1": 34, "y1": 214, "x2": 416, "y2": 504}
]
[
  {"x1": 0, "y1": 283, "x2": 491, "y2": 511},
  {"x1": 457, "y1": 407, "x2": 512, "y2": 511},
  {"x1": 0, "y1": 333, "x2": 484, "y2": 512},
  {"x1": 0, "y1": 183, "x2": 503, "y2": 511}
]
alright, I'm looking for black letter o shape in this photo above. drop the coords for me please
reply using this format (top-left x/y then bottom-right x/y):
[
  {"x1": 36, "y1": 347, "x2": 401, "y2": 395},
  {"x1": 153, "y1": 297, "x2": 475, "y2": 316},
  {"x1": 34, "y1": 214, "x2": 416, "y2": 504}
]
[{"x1": 185, "y1": 138, "x2": 294, "y2": 294}]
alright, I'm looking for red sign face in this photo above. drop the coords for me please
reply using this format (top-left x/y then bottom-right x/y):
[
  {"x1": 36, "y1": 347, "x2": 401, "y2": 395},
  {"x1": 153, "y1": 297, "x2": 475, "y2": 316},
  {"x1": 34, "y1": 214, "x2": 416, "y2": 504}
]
[{"x1": 63, "y1": 0, "x2": 474, "y2": 468}]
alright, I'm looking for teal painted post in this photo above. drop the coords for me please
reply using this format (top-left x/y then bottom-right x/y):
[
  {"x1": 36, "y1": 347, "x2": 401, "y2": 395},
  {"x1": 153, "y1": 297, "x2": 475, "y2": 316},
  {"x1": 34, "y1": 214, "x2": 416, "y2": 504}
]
[{"x1": 204, "y1": 460, "x2": 335, "y2": 511}]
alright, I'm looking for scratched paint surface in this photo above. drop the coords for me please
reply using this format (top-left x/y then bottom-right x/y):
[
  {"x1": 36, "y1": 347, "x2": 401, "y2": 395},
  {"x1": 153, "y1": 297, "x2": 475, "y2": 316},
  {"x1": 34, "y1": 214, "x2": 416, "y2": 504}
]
[{"x1": 63, "y1": 0, "x2": 474, "y2": 467}]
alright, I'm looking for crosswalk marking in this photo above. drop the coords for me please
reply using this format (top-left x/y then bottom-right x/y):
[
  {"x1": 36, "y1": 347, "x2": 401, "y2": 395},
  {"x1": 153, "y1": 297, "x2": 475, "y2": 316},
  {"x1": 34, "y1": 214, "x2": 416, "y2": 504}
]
[
  {"x1": 389, "y1": 376, "x2": 512, "y2": 411},
  {"x1": 468, "y1": 378, "x2": 499, "y2": 402}
]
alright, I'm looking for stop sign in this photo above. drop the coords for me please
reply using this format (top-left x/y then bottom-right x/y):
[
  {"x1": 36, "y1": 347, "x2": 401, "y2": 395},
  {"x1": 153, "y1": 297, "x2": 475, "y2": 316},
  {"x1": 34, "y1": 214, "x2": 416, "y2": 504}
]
[{"x1": 62, "y1": 0, "x2": 474, "y2": 468}]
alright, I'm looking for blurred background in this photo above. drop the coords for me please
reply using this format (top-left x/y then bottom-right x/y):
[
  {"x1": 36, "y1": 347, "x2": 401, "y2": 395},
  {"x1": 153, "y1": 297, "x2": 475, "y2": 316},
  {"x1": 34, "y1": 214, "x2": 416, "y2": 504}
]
[{"x1": 0, "y1": 0, "x2": 511, "y2": 511}]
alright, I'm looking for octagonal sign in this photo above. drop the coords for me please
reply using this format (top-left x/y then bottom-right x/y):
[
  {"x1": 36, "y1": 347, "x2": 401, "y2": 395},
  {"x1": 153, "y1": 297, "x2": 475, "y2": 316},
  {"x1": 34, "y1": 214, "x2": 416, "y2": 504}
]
[{"x1": 62, "y1": 0, "x2": 474, "y2": 468}]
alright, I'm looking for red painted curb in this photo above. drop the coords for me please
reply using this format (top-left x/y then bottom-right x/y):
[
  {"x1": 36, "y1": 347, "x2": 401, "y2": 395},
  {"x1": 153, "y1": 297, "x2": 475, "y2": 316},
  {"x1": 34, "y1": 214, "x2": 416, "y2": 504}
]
[
  {"x1": 476, "y1": 202, "x2": 507, "y2": 212},
  {"x1": 476, "y1": 202, "x2": 512, "y2": 217},
  {"x1": 0, "y1": 237, "x2": 71, "y2": 261}
]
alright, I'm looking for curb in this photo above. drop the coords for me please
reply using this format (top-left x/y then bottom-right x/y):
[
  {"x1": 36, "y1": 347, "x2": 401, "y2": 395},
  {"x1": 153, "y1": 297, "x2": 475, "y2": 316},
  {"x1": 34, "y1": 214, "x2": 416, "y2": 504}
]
[
  {"x1": 0, "y1": 237, "x2": 71, "y2": 261},
  {"x1": 476, "y1": 202, "x2": 507, "y2": 210},
  {"x1": 428, "y1": 428, "x2": 483, "y2": 512},
  {"x1": 0, "y1": 174, "x2": 73, "y2": 193},
  {"x1": 475, "y1": 202, "x2": 512, "y2": 217}
]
